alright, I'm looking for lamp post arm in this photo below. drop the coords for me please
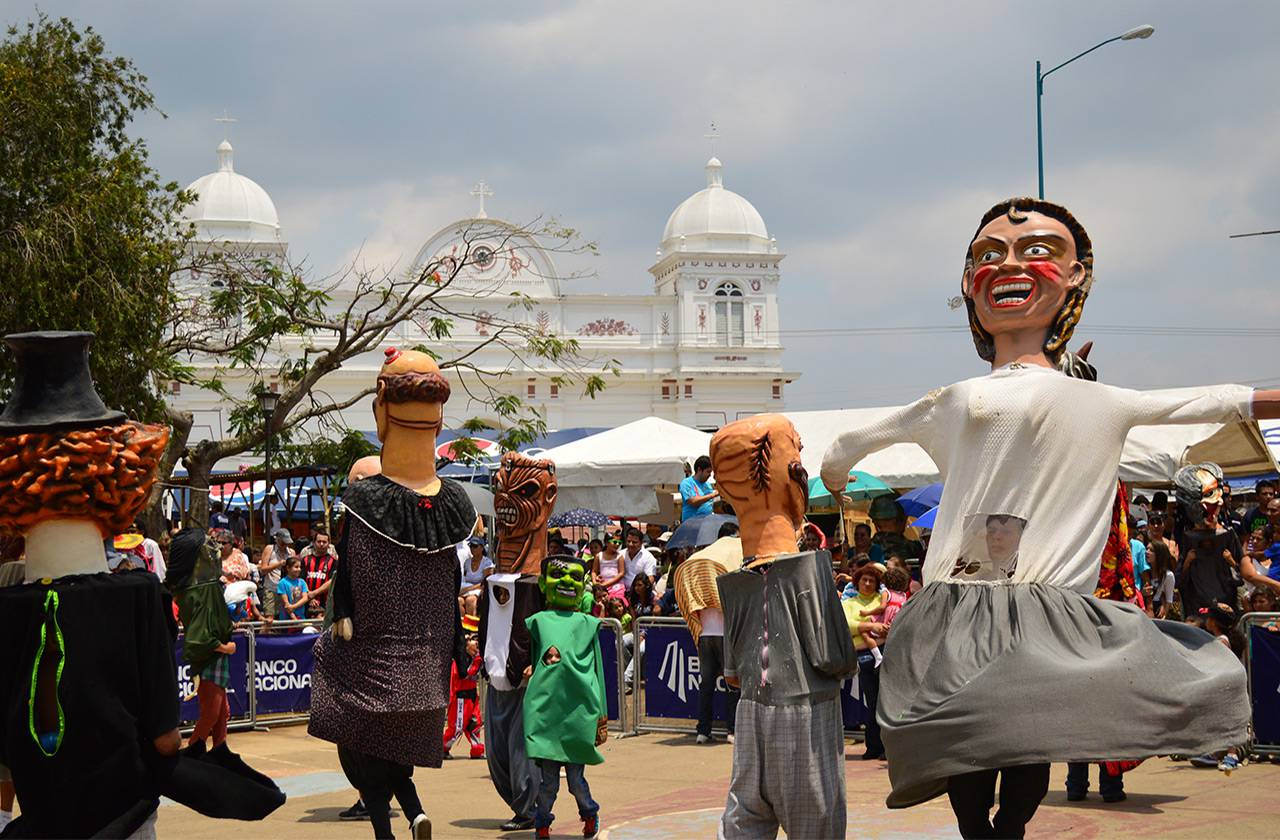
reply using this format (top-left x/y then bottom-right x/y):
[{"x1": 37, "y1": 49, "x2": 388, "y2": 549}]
[{"x1": 1040, "y1": 35, "x2": 1125, "y2": 84}]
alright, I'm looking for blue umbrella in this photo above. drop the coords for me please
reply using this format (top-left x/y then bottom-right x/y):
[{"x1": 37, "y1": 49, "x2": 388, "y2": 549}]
[
  {"x1": 913, "y1": 505, "x2": 939, "y2": 530},
  {"x1": 897, "y1": 482, "x2": 943, "y2": 518},
  {"x1": 549, "y1": 507, "x2": 612, "y2": 528},
  {"x1": 666, "y1": 514, "x2": 738, "y2": 551}
]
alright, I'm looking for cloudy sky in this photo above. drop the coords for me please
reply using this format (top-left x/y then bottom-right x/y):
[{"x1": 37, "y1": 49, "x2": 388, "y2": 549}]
[{"x1": 22, "y1": 1, "x2": 1280, "y2": 410}]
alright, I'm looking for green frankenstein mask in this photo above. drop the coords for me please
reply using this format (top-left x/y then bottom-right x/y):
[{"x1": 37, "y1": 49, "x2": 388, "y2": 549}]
[{"x1": 539, "y1": 554, "x2": 587, "y2": 611}]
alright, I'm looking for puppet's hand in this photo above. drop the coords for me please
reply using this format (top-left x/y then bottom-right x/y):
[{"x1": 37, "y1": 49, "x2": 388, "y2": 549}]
[
  {"x1": 595, "y1": 716, "x2": 609, "y2": 746},
  {"x1": 522, "y1": 665, "x2": 533, "y2": 680},
  {"x1": 333, "y1": 617, "x2": 353, "y2": 641},
  {"x1": 1222, "y1": 549, "x2": 1238, "y2": 569},
  {"x1": 216, "y1": 640, "x2": 237, "y2": 655}
]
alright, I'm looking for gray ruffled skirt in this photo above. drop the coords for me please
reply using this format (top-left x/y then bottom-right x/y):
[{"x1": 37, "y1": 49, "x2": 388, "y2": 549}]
[{"x1": 879, "y1": 581, "x2": 1248, "y2": 808}]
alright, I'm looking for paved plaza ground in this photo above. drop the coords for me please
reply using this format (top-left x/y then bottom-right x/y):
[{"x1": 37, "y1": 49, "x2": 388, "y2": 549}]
[{"x1": 149, "y1": 723, "x2": 1280, "y2": 838}]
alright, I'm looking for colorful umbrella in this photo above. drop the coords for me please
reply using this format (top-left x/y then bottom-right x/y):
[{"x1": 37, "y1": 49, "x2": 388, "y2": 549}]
[
  {"x1": 666, "y1": 514, "x2": 738, "y2": 551},
  {"x1": 897, "y1": 482, "x2": 943, "y2": 518},
  {"x1": 548, "y1": 507, "x2": 612, "y2": 528},
  {"x1": 913, "y1": 505, "x2": 939, "y2": 530},
  {"x1": 807, "y1": 470, "x2": 894, "y2": 506}
]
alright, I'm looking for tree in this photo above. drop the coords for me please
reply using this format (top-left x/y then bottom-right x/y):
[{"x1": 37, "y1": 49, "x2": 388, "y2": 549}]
[
  {"x1": 0, "y1": 14, "x2": 617, "y2": 534},
  {"x1": 0, "y1": 14, "x2": 196, "y2": 418}
]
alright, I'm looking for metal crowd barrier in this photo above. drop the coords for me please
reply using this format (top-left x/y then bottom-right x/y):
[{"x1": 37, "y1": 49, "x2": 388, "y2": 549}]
[
  {"x1": 628, "y1": 616, "x2": 733, "y2": 737},
  {"x1": 1242, "y1": 611, "x2": 1280, "y2": 755},
  {"x1": 597, "y1": 617, "x2": 628, "y2": 734}
]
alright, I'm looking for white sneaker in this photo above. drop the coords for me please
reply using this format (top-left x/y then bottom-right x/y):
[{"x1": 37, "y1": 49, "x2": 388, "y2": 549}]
[
  {"x1": 727, "y1": 733, "x2": 735, "y2": 744},
  {"x1": 696, "y1": 734, "x2": 712, "y2": 744},
  {"x1": 410, "y1": 813, "x2": 431, "y2": 839}
]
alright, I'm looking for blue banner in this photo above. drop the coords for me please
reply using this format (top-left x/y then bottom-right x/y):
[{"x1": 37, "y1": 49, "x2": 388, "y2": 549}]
[
  {"x1": 175, "y1": 632, "x2": 250, "y2": 725},
  {"x1": 641, "y1": 624, "x2": 730, "y2": 720},
  {"x1": 599, "y1": 624, "x2": 620, "y2": 721},
  {"x1": 254, "y1": 632, "x2": 318, "y2": 714},
  {"x1": 1251, "y1": 625, "x2": 1280, "y2": 745},
  {"x1": 640, "y1": 622, "x2": 869, "y2": 729}
]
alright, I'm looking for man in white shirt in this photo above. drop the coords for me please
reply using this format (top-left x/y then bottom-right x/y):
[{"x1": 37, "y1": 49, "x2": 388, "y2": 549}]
[{"x1": 621, "y1": 529, "x2": 657, "y2": 588}]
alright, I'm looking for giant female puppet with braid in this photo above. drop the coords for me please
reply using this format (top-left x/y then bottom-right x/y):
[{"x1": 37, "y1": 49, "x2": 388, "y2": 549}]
[{"x1": 821, "y1": 198, "x2": 1280, "y2": 838}]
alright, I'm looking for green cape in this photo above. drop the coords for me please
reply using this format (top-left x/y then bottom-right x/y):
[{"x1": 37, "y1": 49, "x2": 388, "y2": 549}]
[{"x1": 523, "y1": 610, "x2": 606, "y2": 765}]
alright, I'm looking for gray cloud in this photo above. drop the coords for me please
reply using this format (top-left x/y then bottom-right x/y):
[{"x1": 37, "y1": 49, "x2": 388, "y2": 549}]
[{"x1": 23, "y1": 0, "x2": 1280, "y2": 410}]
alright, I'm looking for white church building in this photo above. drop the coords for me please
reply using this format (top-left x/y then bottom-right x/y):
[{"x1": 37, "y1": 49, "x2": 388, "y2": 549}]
[{"x1": 173, "y1": 138, "x2": 795, "y2": 449}]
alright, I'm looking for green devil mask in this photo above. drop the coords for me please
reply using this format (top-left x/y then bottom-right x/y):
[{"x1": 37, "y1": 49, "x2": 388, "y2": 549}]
[{"x1": 539, "y1": 554, "x2": 587, "y2": 611}]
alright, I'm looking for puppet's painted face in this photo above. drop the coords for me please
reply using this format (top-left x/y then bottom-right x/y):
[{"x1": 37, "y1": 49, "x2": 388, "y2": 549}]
[
  {"x1": 494, "y1": 452, "x2": 557, "y2": 574},
  {"x1": 1174, "y1": 463, "x2": 1224, "y2": 527},
  {"x1": 539, "y1": 556, "x2": 586, "y2": 610},
  {"x1": 963, "y1": 211, "x2": 1085, "y2": 344}
]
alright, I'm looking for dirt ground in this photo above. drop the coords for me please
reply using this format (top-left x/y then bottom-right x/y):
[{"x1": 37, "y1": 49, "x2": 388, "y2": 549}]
[{"x1": 142, "y1": 723, "x2": 1280, "y2": 838}]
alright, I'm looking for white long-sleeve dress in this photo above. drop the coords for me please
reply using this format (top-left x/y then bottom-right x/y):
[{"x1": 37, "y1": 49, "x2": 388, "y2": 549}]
[{"x1": 820, "y1": 365, "x2": 1252, "y2": 808}]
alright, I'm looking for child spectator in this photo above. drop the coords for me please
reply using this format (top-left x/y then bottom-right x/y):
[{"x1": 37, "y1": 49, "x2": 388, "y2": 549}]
[
  {"x1": 858, "y1": 565, "x2": 910, "y2": 667},
  {"x1": 1148, "y1": 541, "x2": 1178, "y2": 620},
  {"x1": 276, "y1": 556, "x2": 309, "y2": 621},
  {"x1": 443, "y1": 635, "x2": 485, "y2": 759}
]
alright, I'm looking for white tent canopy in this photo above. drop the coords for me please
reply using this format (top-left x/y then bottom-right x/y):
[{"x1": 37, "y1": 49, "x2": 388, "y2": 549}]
[
  {"x1": 539, "y1": 417, "x2": 712, "y2": 516},
  {"x1": 787, "y1": 386, "x2": 1278, "y2": 490}
]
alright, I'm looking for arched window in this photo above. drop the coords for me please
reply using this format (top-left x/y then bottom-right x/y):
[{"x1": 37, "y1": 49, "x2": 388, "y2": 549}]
[{"x1": 714, "y1": 283, "x2": 744, "y2": 346}]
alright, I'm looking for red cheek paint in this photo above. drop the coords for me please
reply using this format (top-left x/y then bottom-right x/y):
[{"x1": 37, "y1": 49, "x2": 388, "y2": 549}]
[
  {"x1": 1026, "y1": 261, "x2": 1061, "y2": 283},
  {"x1": 972, "y1": 265, "x2": 997, "y2": 294}
]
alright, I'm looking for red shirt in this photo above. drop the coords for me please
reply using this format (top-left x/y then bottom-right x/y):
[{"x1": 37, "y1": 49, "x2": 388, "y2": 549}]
[{"x1": 299, "y1": 549, "x2": 336, "y2": 606}]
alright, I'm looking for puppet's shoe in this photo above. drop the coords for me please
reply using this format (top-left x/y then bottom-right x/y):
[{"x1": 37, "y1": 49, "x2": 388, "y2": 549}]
[
  {"x1": 207, "y1": 742, "x2": 279, "y2": 791},
  {"x1": 499, "y1": 815, "x2": 535, "y2": 831},
  {"x1": 410, "y1": 812, "x2": 432, "y2": 838},
  {"x1": 582, "y1": 814, "x2": 600, "y2": 838},
  {"x1": 469, "y1": 747, "x2": 485, "y2": 759},
  {"x1": 535, "y1": 826, "x2": 552, "y2": 840}
]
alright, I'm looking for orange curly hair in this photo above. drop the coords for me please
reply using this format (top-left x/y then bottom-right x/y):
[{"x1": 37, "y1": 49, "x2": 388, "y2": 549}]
[{"x1": 0, "y1": 422, "x2": 169, "y2": 537}]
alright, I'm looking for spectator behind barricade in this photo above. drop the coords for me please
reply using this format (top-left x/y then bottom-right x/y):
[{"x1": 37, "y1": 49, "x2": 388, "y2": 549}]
[
  {"x1": 259, "y1": 527, "x2": 295, "y2": 619},
  {"x1": 680, "y1": 455, "x2": 719, "y2": 521},
  {"x1": 548, "y1": 532, "x2": 573, "y2": 558},
  {"x1": 582, "y1": 539, "x2": 604, "y2": 563},
  {"x1": 621, "y1": 528, "x2": 658, "y2": 588},
  {"x1": 799, "y1": 522, "x2": 825, "y2": 553},
  {"x1": 885, "y1": 554, "x2": 922, "y2": 595},
  {"x1": 1240, "y1": 480, "x2": 1276, "y2": 537},
  {"x1": 1148, "y1": 541, "x2": 1178, "y2": 619},
  {"x1": 1145, "y1": 512, "x2": 1179, "y2": 563},
  {"x1": 621, "y1": 574, "x2": 658, "y2": 693},
  {"x1": 1129, "y1": 516, "x2": 1150, "y2": 598},
  {"x1": 228, "y1": 507, "x2": 247, "y2": 540},
  {"x1": 215, "y1": 530, "x2": 250, "y2": 583},
  {"x1": 1249, "y1": 587, "x2": 1277, "y2": 615},
  {"x1": 125, "y1": 518, "x2": 167, "y2": 581},
  {"x1": 1241, "y1": 526, "x2": 1280, "y2": 603},
  {"x1": 593, "y1": 538, "x2": 627, "y2": 603},
  {"x1": 852, "y1": 522, "x2": 884, "y2": 566},
  {"x1": 299, "y1": 525, "x2": 339, "y2": 618},
  {"x1": 276, "y1": 556, "x2": 309, "y2": 622},
  {"x1": 458, "y1": 535, "x2": 494, "y2": 617},
  {"x1": 1219, "y1": 483, "x2": 1243, "y2": 535},
  {"x1": 589, "y1": 584, "x2": 609, "y2": 618},
  {"x1": 868, "y1": 497, "x2": 924, "y2": 576},
  {"x1": 843, "y1": 563, "x2": 889, "y2": 759},
  {"x1": 606, "y1": 598, "x2": 630, "y2": 632},
  {"x1": 210, "y1": 500, "x2": 230, "y2": 532},
  {"x1": 655, "y1": 548, "x2": 684, "y2": 616}
]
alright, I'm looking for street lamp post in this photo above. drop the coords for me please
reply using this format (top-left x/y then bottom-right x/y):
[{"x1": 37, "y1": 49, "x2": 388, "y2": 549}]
[
  {"x1": 258, "y1": 390, "x2": 280, "y2": 539},
  {"x1": 1036, "y1": 24, "x2": 1155, "y2": 199}
]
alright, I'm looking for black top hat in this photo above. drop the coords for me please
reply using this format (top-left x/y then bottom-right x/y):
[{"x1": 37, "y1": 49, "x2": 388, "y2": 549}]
[{"x1": 0, "y1": 331, "x2": 126, "y2": 433}]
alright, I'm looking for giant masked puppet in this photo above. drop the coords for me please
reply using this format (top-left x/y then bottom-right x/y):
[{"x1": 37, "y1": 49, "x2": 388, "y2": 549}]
[
  {"x1": 713, "y1": 415, "x2": 858, "y2": 840},
  {"x1": 1173, "y1": 461, "x2": 1243, "y2": 617},
  {"x1": 820, "y1": 198, "x2": 1280, "y2": 839},
  {"x1": 0, "y1": 331, "x2": 284, "y2": 838},
  {"x1": 309, "y1": 346, "x2": 477, "y2": 840},
  {"x1": 478, "y1": 452, "x2": 556, "y2": 833}
]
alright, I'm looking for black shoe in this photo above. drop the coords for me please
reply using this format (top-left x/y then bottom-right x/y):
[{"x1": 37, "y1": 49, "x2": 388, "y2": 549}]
[
  {"x1": 1066, "y1": 789, "x2": 1087, "y2": 802},
  {"x1": 339, "y1": 800, "x2": 369, "y2": 820},
  {"x1": 498, "y1": 815, "x2": 535, "y2": 831},
  {"x1": 860, "y1": 751, "x2": 885, "y2": 761},
  {"x1": 1102, "y1": 791, "x2": 1127, "y2": 803}
]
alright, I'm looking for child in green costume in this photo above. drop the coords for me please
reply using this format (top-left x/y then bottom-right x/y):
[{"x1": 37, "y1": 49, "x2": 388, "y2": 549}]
[{"x1": 523, "y1": 555, "x2": 607, "y2": 839}]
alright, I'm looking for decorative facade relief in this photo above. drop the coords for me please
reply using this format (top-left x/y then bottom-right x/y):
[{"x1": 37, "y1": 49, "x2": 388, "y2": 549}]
[
  {"x1": 660, "y1": 312, "x2": 671, "y2": 336},
  {"x1": 577, "y1": 318, "x2": 638, "y2": 337}
]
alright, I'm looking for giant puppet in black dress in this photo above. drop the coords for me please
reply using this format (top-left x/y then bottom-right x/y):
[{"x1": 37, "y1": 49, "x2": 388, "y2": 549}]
[
  {"x1": 820, "y1": 198, "x2": 1280, "y2": 838},
  {"x1": 309, "y1": 346, "x2": 476, "y2": 840}
]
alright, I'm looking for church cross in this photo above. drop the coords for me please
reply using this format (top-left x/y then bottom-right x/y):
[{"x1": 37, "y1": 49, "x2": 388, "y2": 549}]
[
  {"x1": 704, "y1": 121, "x2": 721, "y2": 156},
  {"x1": 215, "y1": 110, "x2": 238, "y2": 140},
  {"x1": 471, "y1": 179, "x2": 493, "y2": 219}
]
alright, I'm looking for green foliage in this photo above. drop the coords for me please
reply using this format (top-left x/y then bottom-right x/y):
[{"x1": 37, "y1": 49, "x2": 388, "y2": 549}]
[
  {"x1": 274, "y1": 428, "x2": 378, "y2": 487},
  {"x1": 0, "y1": 13, "x2": 190, "y2": 419}
]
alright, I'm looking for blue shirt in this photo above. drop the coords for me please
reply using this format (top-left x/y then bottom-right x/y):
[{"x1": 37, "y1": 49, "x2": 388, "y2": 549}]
[
  {"x1": 680, "y1": 476, "x2": 715, "y2": 520},
  {"x1": 1130, "y1": 539, "x2": 1148, "y2": 587},
  {"x1": 276, "y1": 576, "x2": 309, "y2": 620}
]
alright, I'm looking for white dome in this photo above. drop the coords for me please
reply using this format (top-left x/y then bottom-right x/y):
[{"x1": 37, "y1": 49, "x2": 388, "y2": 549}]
[
  {"x1": 660, "y1": 157, "x2": 772, "y2": 255},
  {"x1": 183, "y1": 140, "x2": 282, "y2": 243}
]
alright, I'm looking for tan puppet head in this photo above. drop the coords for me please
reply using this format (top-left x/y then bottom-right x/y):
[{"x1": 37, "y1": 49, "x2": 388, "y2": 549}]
[
  {"x1": 493, "y1": 451, "x2": 557, "y2": 574},
  {"x1": 372, "y1": 346, "x2": 450, "y2": 443},
  {"x1": 710, "y1": 414, "x2": 808, "y2": 565}
]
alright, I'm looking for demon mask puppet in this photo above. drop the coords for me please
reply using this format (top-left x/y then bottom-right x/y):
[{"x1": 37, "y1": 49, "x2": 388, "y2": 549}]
[
  {"x1": 1174, "y1": 462, "x2": 1225, "y2": 529},
  {"x1": 710, "y1": 415, "x2": 809, "y2": 566},
  {"x1": 494, "y1": 452, "x2": 557, "y2": 575}
]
